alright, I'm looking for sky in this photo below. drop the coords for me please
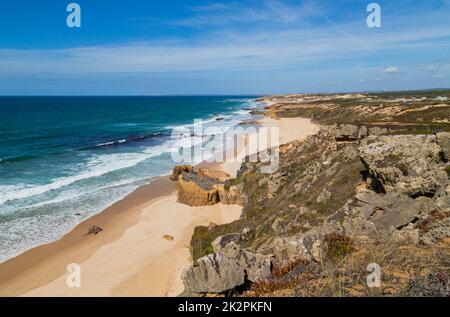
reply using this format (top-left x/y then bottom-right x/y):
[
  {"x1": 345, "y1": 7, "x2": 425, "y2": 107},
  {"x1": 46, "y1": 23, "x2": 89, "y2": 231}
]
[{"x1": 0, "y1": 0, "x2": 449, "y2": 95}]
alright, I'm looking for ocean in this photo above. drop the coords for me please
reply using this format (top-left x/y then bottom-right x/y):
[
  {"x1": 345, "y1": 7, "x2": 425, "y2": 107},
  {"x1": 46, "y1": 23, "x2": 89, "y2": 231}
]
[{"x1": 0, "y1": 96, "x2": 261, "y2": 262}]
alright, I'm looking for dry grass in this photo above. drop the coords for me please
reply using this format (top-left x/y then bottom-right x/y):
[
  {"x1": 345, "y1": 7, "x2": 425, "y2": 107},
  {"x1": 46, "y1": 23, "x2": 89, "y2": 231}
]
[{"x1": 244, "y1": 238, "x2": 450, "y2": 297}]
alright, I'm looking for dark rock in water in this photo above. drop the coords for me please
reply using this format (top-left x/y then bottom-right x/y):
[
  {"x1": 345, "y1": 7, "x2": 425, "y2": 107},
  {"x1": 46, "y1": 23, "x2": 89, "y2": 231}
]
[
  {"x1": 170, "y1": 165, "x2": 194, "y2": 181},
  {"x1": 86, "y1": 225, "x2": 102, "y2": 236},
  {"x1": 250, "y1": 110, "x2": 265, "y2": 115}
]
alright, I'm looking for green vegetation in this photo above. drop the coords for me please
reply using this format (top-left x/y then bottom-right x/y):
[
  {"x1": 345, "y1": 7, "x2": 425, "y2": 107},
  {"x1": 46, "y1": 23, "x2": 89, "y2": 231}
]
[
  {"x1": 324, "y1": 233, "x2": 355, "y2": 262},
  {"x1": 190, "y1": 220, "x2": 245, "y2": 262}
]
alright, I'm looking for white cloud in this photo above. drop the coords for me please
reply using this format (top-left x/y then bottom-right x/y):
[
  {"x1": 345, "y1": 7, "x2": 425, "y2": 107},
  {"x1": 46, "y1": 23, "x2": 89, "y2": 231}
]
[
  {"x1": 383, "y1": 67, "x2": 400, "y2": 74},
  {"x1": 175, "y1": 0, "x2": 320, "y2": 27},
  {"x1": 1, "y1": 4, "x2": 450, "y2": 81}
]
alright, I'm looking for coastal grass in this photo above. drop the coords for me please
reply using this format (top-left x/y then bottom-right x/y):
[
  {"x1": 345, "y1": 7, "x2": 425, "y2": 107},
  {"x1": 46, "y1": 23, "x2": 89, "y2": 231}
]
[{"x1": 246, "y1": 238, "x2": 450, "y2": 297}]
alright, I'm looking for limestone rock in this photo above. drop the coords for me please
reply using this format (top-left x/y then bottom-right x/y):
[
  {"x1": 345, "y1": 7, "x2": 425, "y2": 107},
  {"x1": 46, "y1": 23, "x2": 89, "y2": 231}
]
[
  {"x1": 433, "y1": 184, "x2": 450, "y2": 210},
  {"x1": 358, "y1": 126, "x2": 368, "y2": 139},
  {"x1": 353, "y1": 190, "x2": 424, "y2": 235},
  {"x1": 177, "y1": 172, "x2": 220, "y2": 206},
  {"x1": 182, "y1": 233, "x2": 271, "y2": 293},
  {"x1": 182, "y1": 253, "x2": 245, "y2": 293},
  {"x1": 170, "y1": 165, "x2": 194, "y2": 181},
  {"x1": 212, "y1": 234, "x2": 272, "y2": 282},
  {"x1": 359, "y1": 135, "x2": 447, "y2": 197},
  {"x1": 392, "y1": 224, "x2": 419, "y2": 244}
]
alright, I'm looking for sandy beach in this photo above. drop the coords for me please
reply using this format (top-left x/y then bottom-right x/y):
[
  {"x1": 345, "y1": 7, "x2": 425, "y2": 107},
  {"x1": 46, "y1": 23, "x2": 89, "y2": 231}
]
[{"x1": 0, "y1": 116, "x2": 319, "y2": 297}]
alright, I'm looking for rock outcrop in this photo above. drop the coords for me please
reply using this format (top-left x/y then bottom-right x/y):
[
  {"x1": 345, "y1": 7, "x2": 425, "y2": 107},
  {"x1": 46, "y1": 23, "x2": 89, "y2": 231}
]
[
  {"x1": 182, "y1": 233, "x2": 271, "y2": 293},
  {"x1": 182, "y1": 253, "x2": 245, "y2": 293},
  {"x1": 171, "y1": 166, "x2": 242, "y2": 206},
  {"x1": 170, "y1": 165, "x2": 194, "y2": 181},
  {"x1": 359, "y1": 135, "x2": 447, "y2": 197},
  {"x1": 335, "y1": 124, "x2": 360, "y2": 141},
  {"x1": 177, "y1": 172, "x2": 221, "y2": 206}
]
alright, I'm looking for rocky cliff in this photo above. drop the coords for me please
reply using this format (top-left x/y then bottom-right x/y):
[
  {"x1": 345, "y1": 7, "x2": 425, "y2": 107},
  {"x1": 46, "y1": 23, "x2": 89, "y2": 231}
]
[{"x1": 181, "y1": 91, "x2": 450, "y2": 297}]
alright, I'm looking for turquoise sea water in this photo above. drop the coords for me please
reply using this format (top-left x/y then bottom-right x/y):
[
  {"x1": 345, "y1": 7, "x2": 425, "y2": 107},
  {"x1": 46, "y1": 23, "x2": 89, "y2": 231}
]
[{"x1": 0, "y1": 96, "x2": 261, "y2": 262}]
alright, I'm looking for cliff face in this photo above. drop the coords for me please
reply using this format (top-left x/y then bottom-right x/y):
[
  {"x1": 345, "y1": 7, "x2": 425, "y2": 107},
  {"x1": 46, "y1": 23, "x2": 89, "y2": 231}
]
[{"x1": 182, "y1": 91, "x2": 450, "y2": 297}]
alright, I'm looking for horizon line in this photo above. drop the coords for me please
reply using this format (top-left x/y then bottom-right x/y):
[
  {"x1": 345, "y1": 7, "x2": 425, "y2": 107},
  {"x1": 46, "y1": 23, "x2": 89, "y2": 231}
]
[{"x1": 0, "y1": 87, "x2": 449, "y2": 98}]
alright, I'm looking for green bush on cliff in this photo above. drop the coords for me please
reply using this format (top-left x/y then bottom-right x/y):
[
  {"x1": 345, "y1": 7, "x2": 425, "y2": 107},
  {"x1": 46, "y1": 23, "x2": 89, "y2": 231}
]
[{"x1": 324, "y1": 233, "x2": 355, "y2": 262}]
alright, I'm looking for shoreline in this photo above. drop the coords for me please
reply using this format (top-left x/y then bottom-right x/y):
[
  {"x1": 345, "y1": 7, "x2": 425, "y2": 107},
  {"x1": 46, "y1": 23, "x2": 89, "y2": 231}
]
[{"x1": 0, "y1": 112, "x2": 320, "y2": 296}]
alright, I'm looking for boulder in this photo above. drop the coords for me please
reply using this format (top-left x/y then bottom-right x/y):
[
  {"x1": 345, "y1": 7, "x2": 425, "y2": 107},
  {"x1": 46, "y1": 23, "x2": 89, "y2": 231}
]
[
  {"x1": 182, "y1": 234, "x2": 271, "y2": 294},
  {"x1": 86, "y1": 225, "x2": 103, "y2": 236},
  {"x1": 335, "y1": 125, "x2": 359, "y2": 141},
  {"x1": 358, "y1": 126, "x2": 368, "y2": 139},
  {"x1": 353, "y1": 190, "x2": 424, "y2": 235},
  {"x1": 436, "y1": 132, "x2": 450, "y2": 160},
  {"x1": 170, "y1": 165, "x2": 193, "y2": 181},
  {"x1": 433, "y1": 184, "x2": 450, "y2": 210},
  {"x1": 177, "y1": 172, "x2": 220, "y2": 206},
  {"x1": 392, "y1": 224, "x2": 419, "y2": 244},
  {"x1": 182, "y1": 253, "x2": 245, "y2": 293}
]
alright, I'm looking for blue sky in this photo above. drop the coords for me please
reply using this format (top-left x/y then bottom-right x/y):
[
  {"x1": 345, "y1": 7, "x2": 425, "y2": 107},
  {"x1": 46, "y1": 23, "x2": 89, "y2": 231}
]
[{"x1": 0, "y1": 0, "x2": 449, "y2": 95}]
